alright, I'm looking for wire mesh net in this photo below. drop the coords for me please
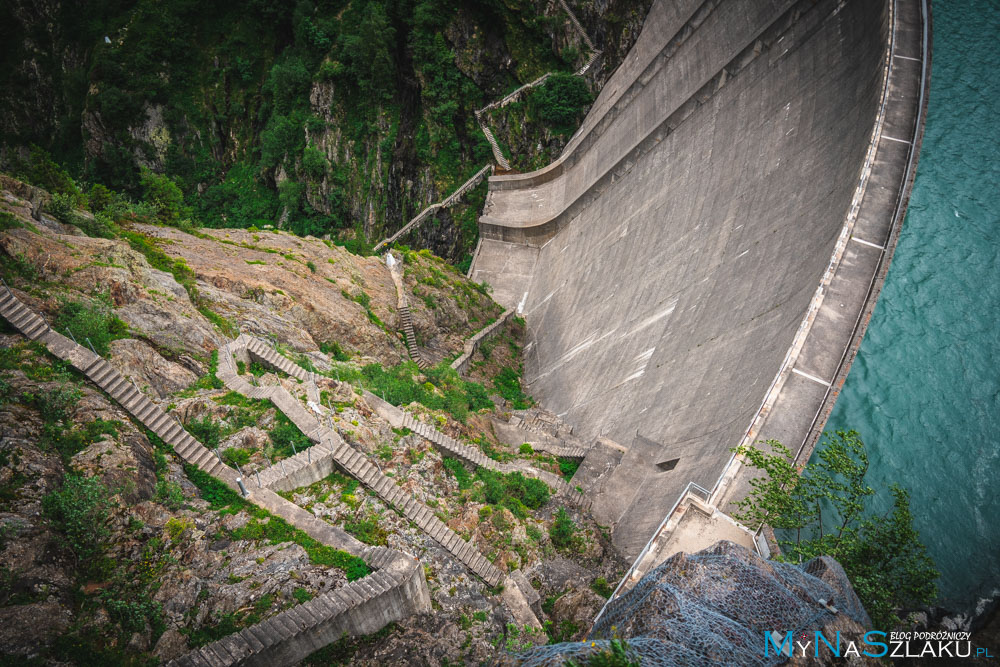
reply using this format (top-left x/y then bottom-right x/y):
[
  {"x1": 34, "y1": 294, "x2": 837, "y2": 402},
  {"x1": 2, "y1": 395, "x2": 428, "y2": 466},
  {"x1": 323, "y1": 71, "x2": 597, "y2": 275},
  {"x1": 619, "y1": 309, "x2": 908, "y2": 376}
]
[{"x1": 514, "y1": 540, "x2": 870, "y2": 666}]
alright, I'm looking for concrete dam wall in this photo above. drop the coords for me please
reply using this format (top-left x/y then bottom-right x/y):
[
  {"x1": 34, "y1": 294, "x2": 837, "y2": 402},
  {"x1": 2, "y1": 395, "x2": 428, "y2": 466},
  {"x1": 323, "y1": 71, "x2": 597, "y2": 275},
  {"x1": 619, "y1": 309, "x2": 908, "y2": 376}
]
[{"x1": 471, "y1": 0, "x2": 928, "y2": 557}]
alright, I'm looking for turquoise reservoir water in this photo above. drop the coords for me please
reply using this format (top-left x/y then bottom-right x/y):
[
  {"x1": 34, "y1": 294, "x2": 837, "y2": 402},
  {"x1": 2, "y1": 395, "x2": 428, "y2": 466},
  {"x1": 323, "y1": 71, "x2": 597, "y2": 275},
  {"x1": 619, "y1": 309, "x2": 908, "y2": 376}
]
[{"x1": 820, "y1": 0, "x2": 1000, "y2": 612}]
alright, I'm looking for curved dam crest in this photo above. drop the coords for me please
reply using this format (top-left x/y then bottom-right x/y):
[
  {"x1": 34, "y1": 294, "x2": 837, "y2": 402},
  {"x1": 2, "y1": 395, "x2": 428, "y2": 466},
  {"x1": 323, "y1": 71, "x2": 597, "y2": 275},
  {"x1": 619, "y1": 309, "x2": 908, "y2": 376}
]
[{"x1": 471, "y1": 0, "x2": 928, "y2": 557}]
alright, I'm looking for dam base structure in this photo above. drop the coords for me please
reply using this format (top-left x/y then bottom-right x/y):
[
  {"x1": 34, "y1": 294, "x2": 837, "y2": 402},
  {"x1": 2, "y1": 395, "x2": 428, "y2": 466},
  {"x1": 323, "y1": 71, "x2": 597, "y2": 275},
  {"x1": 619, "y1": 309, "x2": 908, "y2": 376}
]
[{"x1": 470, "y1": 0, "x2": 930, "y2": 570}]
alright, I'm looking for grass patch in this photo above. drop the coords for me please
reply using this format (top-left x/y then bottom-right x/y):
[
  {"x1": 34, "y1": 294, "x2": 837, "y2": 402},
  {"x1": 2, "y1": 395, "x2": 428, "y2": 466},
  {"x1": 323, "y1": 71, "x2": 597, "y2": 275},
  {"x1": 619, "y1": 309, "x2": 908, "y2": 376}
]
[
  {"x1": 184, "y1": 464, "x2": 369, "y2": 579},
  {"x1": 558, "y1": 457, "x2": 581, "y2": 480},
  {"x1": 492, "y1": 366, "x2": 532, "y2": 410},
  {"x1": 54, "y1": 296, "x2": 128, "y2": 357}
]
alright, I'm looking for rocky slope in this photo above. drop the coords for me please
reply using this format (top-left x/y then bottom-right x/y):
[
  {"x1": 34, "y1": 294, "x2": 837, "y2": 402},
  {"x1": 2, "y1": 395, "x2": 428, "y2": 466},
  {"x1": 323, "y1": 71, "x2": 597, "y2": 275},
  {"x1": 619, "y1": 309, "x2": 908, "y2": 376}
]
[{"x1": 0, "y1": 178, "x2": 629, "y2": 664}]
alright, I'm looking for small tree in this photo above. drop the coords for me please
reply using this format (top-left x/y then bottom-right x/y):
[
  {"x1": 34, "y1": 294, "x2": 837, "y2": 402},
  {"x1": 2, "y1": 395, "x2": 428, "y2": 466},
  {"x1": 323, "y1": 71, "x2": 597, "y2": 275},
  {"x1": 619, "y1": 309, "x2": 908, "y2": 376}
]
[
  {"x1": 549, "y1": 507, "x2": 577, "y2": 550},
  {"x1": 42, "y1": 474, "x2": 112, "y2": 577},
  {"x1": 733, "y1": 430, "x2": 938, "y2": 628},
  {"x1": 140, "y1": 167, "x2": 188, "y2": 223}
]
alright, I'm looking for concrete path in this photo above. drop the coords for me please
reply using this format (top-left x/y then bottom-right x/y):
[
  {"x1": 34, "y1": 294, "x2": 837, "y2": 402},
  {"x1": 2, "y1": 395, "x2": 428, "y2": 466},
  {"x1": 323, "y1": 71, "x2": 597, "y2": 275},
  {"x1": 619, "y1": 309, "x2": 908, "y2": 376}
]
[{"x1": 221, "y1": 336, "x2": 505, "y2": 587}]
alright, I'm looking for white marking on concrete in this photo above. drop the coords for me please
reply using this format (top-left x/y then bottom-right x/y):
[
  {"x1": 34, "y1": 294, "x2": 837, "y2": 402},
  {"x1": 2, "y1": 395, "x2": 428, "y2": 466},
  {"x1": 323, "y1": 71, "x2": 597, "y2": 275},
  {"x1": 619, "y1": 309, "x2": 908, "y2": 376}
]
[
  {"x1": 527, "y1": 287, "x2": 561, "y2": 315},
  {"x1": 850, "y1": 236, "x2": 884, "y2": 250},
  {"x1": 619, "y1": 370, "x2": 646, "y2": 384},
  {"x1": 894, "y1": 54, "x2": 921, "y2": 62},
  {"x1": 791, "y1": 367, "x2": 831, "y2": 387},
  {"x1": 882, "y1": 135, "x2": 911, "y2": 145},
  {"x1": 620, "y1": 300, "x2": 677, "y2": 339},
  {"x1": 634, "y1": 348, "x2": 655, "y2": 363}
]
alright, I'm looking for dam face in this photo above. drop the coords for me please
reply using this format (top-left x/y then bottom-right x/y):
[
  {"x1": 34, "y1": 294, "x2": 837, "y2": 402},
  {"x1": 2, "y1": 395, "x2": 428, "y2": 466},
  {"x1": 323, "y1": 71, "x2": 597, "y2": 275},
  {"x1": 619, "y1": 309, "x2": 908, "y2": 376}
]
[{"x1": 472, "y1": 0, "x2": 927, "y2": 557}]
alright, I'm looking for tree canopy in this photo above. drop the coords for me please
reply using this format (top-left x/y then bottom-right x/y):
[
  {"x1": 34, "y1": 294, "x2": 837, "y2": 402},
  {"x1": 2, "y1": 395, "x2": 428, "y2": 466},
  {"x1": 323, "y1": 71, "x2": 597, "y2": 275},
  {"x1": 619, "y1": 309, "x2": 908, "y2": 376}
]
[{"x1": 733, "y1": 430, "x2": 939, "y2": 629}]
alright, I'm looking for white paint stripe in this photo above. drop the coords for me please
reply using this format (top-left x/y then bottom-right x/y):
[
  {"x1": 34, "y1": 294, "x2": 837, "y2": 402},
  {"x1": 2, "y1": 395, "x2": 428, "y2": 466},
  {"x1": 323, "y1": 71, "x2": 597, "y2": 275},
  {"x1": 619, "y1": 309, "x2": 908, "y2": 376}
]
[
  {"x1": 882, "y1": 135, "x2": 911, "y2": 145},
  {"x1": 792, "y1": 367, "x2": 831, "y2": 387},
  {"x1": 850, "y1": 236, "x2": 885, "y2": 250},
  {"x1": 894, "y1": 54, "x2": 921, "y2": 62}
]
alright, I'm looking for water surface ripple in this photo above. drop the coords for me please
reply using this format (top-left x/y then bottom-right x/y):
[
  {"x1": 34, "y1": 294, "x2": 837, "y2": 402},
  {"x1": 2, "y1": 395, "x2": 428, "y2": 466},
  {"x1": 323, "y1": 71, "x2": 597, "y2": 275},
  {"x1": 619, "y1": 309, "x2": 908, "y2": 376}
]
[{"x1": 821, "y1": 0, "x2": 1000, "y2": 611}]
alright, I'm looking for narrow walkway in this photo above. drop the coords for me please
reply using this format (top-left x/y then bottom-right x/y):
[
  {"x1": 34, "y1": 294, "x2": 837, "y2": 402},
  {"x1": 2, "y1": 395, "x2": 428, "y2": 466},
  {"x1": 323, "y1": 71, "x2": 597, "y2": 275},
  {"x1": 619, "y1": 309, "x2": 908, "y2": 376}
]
[
  {"x1": 222, "y1": 335, "x2": 505, "y2": 587},
  {"x1": 384, "y1": 260, "x2": 429, "y2": 369},
  {"x1": 373, "y1": 164, "x2": 492, "y2": 253},
  {"x1": 0, "y1": 287, "x2": 430, "y2": 667},
  {"x1": 365, "y1": 392, "x2": 590, "y2": 511},
  {"x1": 449, "y1": 309, "x2": 515, "y2": 376}
]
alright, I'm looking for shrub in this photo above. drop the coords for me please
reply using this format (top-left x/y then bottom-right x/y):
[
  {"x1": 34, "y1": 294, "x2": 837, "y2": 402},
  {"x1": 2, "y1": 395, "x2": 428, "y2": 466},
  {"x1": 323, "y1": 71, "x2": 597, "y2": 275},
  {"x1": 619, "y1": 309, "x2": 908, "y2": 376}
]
[
  {"x1": 140, "y1": 167, "x2": 188, "y2": 223},
  {"x1": 493, "y1": 367, "x2": 532, "y2": 410},
  {"x1": 155, "y1": 479, "x2": 185, "y2": 509},
  {"x1": 320, "y1": 340, "x2": 350, "y2": 361},
  {"x1": 474, "y1": 468, "x2": 550, "y2": 519},
  {"x1": 343, "y1": 513, "x2": 389, "y2": 546},
  {"x1": 549, "y1": 507, "x2": 577, "y2": 550},
  {"x1": 42, "y1": 474, "x2": 111, "y2": 575},
  {"x1": 442, "y1": 457, "x2": 472, "y2": 490},
  {"x1": 223, "y1": 447, "x2": 251, "y2": 467},
  {"x1": 87, "y1": 183, "x2": 114, "y2": 212},
  {"x1": 268, "y1": 413, "x2": 311, "y2": 459},
  {"x1": 529, "y1": 73, "x2": 593, "y2": 133},
  {"x1": 186, "y1": 415, "x2": 223, "y2": 449},
  {"x1": 558, "y1": 458, "x2": 581, "y2": 480},
  {"x1": 519, "y1": 443, "x2": 534, "y2": 455},
  {"x1": 54, "y1": 298, "x2": 128, "y2": 356},
  {"x1": 591, "y1": 576, "x2": 613, "y2": 599},
  {"x1": 165, "y1": 517, "x2": 193, "y2": 542}
]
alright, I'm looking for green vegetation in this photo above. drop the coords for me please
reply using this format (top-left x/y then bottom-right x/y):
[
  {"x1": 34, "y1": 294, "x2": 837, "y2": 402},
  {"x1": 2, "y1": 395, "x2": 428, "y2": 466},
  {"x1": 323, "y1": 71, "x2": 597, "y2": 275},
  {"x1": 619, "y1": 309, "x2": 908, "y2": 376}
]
[
  {"x1": 185, "y1": 593, "x2": 277, "y2": 648},
  {"x1": 54, "y1": 296, "x2": 128, "y2": 356},
  {"x1": 733, "y1": 430, "x2": 938, "y2": 628},
  {"x1": 473, "y1": 468, "x2": 550, "y2": 519},
  {"x1": 528, "y1": 73, "x2": 594, "y2": 134},
  {"x1": 0, "y1": 0, "x2": 589, "y2": 261},
  {"x1": 549, "y1": 507, "x2": 578, "y2": 550},
  {"x1": 590, "y1": 576, "x2": 613, "y2": 599},
  {"x1": 319, "y1": 340, "x2": 351, "y2": 361},
  {"x1": 268, "y1": 411, "x2": 312, "y2": 459},
  {"x1": 223, "y1": 447, "x2": 251, "y2": 467},
  {"x1": 343, "y1": 512, "x2": 389, "y2": 546},
  {"x1": 184, "y1": 464, "x2": 369, "y2": 580},
  {"x1": 442, "y1": 457, "x2": 473, "y2": 490},
  {"x1": 558, "y1": 457, "x2": 581, "y2": 480},
  {"x1": 493, "y1": 366, "x2": 532, "y2": 410},
  {"x1": 179, "y1": 350, "x2": 225, "y2": 394},
  {"x1": 302, "y1": 623, "x2": 397, "y2": 666},
  {"x1": 565, "y1": 639, "x2": 641, "y2": 667},
  {"x1": 343, "y1": 360, "x2": 492, "y2": 423},
  {"x1": 42, "y1": 474, "x2": 112, "y2": 578}
]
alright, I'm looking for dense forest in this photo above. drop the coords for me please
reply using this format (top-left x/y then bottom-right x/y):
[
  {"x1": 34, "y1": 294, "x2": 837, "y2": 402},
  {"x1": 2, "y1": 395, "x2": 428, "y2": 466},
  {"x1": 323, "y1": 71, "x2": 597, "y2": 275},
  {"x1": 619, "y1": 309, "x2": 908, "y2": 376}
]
[{"x1": 0, "y1": 0, "x2": 650, "y2": 263}]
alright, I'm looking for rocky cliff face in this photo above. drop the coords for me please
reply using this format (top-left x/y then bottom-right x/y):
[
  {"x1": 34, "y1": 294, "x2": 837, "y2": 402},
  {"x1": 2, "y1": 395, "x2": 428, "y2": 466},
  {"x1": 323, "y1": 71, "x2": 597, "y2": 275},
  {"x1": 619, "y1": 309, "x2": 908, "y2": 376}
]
[
  {"x1": 0, "y1": 176, "x2": 501, "y2": 374},
  {"x1": 0, "y1": 0, "x2": 653, "y2": 262}
]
